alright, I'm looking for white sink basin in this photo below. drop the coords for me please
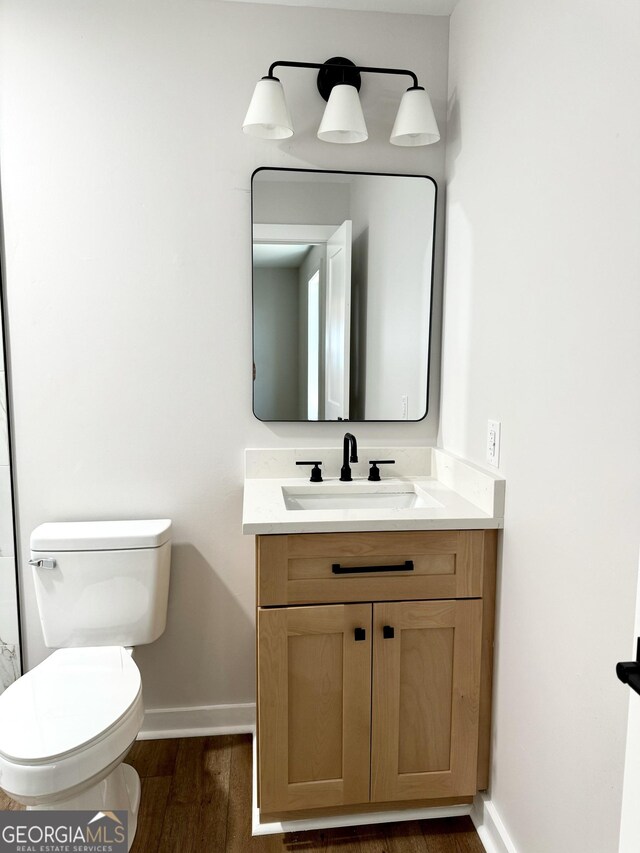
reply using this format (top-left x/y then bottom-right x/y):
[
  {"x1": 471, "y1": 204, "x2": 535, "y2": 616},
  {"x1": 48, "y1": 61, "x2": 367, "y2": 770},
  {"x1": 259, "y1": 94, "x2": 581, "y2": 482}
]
[{"x1": 282, "y1": 485, "x2": 442, "y2": 511}]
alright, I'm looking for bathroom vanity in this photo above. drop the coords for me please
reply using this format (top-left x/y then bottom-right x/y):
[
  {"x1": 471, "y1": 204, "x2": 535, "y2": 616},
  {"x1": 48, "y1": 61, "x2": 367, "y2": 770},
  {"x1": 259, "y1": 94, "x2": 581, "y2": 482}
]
[
  {"x1": 246, "y1": 169, "x2": 505, "y2": 831},
  {"x1": 243, "y1": 447, "x2": 504, "y2": 828}
]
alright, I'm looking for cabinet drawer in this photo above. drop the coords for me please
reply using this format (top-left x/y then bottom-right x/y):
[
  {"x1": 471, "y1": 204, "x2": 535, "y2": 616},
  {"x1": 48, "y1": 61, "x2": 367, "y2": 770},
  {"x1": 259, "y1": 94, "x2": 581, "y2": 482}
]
[{"x1": 257, "y1": 530, "x2": 486, "y2": 606}]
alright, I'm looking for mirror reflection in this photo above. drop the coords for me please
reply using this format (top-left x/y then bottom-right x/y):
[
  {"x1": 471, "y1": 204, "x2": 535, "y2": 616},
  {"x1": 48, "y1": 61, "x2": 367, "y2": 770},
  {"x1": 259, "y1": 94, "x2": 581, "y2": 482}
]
[{"x1": 252, "y1": 168, "x2": 436, "y2": 422}]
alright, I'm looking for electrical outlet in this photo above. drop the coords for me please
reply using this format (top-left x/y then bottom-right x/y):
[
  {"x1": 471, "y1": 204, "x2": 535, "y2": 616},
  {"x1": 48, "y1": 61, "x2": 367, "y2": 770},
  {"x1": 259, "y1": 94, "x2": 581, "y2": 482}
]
[
  {"x1": 487, "y1": 420, "x2": 501, "y2": 468},
  {"x1": 401, "y1": 395, "x2": 408, "y2": 420}
]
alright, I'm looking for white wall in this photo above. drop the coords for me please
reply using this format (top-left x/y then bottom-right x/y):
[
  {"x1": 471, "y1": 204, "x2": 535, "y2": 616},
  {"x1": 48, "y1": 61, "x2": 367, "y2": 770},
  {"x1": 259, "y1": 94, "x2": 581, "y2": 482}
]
[
  {"x1": 253, "y1": 179, "x2": 350, "y2": 225},
  {"x1": 442, "y1": 1, "x2": 640, "y2": 851},
  {"x1": 253, "y1": 266, "x2": 299, "y2": 420},
  {"x1": 0, "y1": 1, "x2": 449, "y2": 712},
  {"x1": 350, "y1": 175, "x2": 433, "y2": 419}
]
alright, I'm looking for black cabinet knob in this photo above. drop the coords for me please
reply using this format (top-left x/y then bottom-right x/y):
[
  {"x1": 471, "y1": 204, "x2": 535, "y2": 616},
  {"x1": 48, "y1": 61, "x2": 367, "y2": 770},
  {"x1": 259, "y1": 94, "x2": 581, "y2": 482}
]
[
  {"x1": 383, "y1": 625, "x2": 395, "y2": 639},
  {"x1": 354, "y1": 628, "x2": 366, "y2": 642}
]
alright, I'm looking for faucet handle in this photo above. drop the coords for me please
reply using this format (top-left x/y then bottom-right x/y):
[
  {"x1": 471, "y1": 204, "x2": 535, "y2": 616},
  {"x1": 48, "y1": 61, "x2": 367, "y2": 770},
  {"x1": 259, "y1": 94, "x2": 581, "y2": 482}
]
[
  {"x1": 368, "y1": 460, "x2": 396, "y2": 482},
  {"x1": 296, "y1": 461, "x2": 323, "y2": 483}
]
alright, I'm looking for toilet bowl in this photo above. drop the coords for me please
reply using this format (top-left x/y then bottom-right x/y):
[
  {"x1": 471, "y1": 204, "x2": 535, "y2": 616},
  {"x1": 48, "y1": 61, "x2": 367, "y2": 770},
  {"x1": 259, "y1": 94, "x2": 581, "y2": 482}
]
[
  {"x1": 0, "y1": 519, "x2": 172, "y2": 851},
  {"x1": 0, "y1": 647, "x2": 144, "y2": 845}
]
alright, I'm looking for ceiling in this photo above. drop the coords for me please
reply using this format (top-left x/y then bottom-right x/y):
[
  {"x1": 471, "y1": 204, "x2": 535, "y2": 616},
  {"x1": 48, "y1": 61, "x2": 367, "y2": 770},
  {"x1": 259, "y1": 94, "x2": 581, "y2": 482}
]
[
  {"x1": 222, "y1": 0, "x2": 458, "y2": 16},
  {"x1": 253, "y1": 243, "x2": 313, "y2": 269}
]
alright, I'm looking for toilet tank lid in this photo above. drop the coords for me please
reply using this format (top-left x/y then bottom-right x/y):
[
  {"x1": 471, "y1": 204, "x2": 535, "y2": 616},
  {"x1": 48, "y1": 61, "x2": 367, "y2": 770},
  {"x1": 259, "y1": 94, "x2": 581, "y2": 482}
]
[{"x1": 31, "y1": 519, "x2": 172, "y2": 551}]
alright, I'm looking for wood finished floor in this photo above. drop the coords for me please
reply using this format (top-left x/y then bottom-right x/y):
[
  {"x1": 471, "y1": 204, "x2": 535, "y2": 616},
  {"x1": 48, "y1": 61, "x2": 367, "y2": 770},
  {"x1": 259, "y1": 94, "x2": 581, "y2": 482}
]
[{"x1": 0, "y1": 735, "x2": 485, "y2": 852}]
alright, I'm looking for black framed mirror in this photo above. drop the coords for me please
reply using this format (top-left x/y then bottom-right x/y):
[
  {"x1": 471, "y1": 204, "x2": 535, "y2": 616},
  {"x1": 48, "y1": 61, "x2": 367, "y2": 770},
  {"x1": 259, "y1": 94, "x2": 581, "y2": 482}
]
[{"x1": 251, "y1": 167, "x2": 437, "y2": 422}]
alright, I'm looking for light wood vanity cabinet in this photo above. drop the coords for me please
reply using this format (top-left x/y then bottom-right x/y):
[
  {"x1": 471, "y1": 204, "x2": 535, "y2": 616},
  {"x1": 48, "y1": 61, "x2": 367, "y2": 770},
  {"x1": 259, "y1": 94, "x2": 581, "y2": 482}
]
[{"x1": 256, "y1": 529, "x2": 497, "y2": 819}]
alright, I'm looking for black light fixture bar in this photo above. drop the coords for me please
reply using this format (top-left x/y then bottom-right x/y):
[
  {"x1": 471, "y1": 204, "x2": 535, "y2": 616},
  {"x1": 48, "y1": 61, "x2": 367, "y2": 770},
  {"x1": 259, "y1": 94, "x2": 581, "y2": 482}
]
[
  {"x1": 267, "y1": 59, "x2": 418, "y2": 86},
  {"x1": 267, "y1": 59, "x2": 419, "y2": 92},
  {"x1": 268, "y1": 59, "x2": 419, "y2": 87}
]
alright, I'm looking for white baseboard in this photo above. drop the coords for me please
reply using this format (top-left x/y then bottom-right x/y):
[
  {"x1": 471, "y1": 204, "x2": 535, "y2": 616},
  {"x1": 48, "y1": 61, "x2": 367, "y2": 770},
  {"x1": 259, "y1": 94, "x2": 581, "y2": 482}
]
[
  {"x1": 471, "y1": 793, "x2": 518, "y2": 853},
  {"x1": 137, "y1": 702, "x2": 256, "y2": 739},
  {"x1": 250, "y1": 732, "x2": 472, "y2": 836}
]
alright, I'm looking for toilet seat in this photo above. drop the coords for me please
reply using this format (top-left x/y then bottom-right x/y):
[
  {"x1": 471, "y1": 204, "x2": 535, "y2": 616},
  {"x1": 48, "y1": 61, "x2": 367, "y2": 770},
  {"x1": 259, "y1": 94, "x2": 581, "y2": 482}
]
[{"x1": 0, "y1": 647, "x2": 144, "y2": 803}]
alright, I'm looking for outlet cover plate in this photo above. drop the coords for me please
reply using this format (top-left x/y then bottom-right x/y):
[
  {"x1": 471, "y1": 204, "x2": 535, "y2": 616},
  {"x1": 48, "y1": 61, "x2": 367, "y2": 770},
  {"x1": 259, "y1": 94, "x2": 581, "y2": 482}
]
[{"x1": 487, "y1": 420, "x2": 501, "y2": 468}]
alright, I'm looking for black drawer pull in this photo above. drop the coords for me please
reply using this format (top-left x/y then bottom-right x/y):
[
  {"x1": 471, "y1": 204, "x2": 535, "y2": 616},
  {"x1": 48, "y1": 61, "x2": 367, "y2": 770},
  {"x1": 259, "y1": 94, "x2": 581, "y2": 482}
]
[
  {"x1": 383, "y1": 625, "x2": 395, "y2": 639},
  {"x1": 354, "y1": 628, "x2": 366, "y2": 642},
  {"x1": 332, "y1": 560, "x2": 414, "y2": 575}
]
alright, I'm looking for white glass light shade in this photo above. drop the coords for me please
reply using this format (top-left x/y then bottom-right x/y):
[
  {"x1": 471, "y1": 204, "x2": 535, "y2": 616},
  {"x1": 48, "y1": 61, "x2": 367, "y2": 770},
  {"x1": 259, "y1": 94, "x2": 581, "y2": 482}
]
[
  {"x1": 242, "y1": 77, "x2": 293, "y2": 139},
  {"x1": 390, "y1": 87, "x2": 440, "y2": 146},
  {"x1": 317, "y1": 84, "x2": 368, "y2": 144}
]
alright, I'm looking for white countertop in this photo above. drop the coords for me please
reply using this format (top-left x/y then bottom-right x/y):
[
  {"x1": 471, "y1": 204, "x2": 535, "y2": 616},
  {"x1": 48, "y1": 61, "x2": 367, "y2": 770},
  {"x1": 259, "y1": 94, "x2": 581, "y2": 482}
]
[{"x1": 242, "y1": 447, "x2": 505, "y2": 535}]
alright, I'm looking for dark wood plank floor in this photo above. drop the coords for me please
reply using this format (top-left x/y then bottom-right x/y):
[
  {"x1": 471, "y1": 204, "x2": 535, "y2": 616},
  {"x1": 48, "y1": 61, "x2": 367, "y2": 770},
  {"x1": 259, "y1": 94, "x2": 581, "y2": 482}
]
[{"x1": 0, "y1": 735, "x2": 485, "y2": 852}]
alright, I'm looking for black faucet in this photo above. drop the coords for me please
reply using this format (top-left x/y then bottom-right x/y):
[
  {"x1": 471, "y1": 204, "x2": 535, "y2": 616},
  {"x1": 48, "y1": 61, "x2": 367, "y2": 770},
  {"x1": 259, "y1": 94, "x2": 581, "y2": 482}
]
[{"x1": 340, "y1": 433, "x2": 358, "y2": 482}]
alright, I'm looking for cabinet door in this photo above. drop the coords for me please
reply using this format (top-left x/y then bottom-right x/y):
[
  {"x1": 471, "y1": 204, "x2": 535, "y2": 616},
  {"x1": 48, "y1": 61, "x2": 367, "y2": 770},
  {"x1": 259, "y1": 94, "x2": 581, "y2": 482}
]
[
  {"x1": 258, "y1": 603, "x2": 372, "y2": 813},
  {"x1": 371, "y1": 599, "x2": 482, "y2": 802}
]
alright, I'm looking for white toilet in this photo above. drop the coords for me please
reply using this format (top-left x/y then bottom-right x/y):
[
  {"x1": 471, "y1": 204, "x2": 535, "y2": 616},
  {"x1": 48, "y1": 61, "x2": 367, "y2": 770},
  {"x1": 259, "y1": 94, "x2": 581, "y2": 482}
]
[{"x1": 0, "y1": 519, "x2": 171, "y2": 850}]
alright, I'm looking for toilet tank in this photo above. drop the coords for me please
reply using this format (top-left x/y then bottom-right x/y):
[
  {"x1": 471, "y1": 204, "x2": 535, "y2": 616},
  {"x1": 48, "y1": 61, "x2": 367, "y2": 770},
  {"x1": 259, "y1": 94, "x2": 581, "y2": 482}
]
[{"x1": 30, "y1": 519, "x2": 172, "y2": 649}]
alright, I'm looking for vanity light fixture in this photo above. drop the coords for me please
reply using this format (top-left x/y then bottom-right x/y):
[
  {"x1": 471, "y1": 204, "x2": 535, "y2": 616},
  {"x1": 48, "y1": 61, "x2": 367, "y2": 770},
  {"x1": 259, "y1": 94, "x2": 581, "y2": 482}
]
[{"x1": 242, "y1": 57, "x2": 439, "y2": 146}]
